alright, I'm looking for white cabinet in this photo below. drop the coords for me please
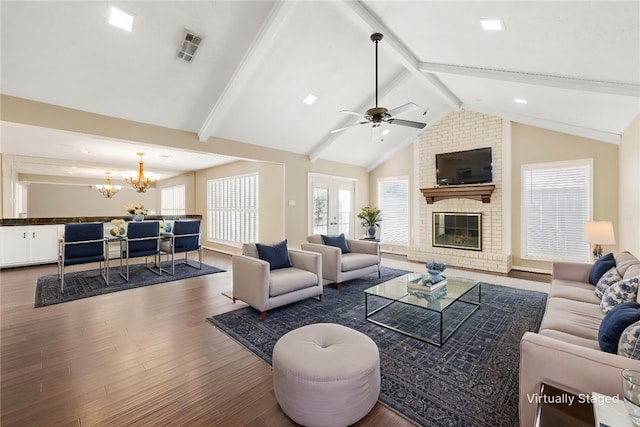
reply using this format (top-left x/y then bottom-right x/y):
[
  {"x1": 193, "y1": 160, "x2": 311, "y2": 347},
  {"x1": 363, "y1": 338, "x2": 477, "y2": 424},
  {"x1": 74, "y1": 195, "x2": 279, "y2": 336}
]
[{"x1": 0, "y1": 225, "x2": 60, "y2": 268}]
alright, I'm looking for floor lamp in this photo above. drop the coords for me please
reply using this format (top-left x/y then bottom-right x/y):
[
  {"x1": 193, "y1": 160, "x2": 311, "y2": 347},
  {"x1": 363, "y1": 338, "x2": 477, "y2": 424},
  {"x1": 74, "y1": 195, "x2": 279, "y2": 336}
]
[{"x1": 584, "y1": 221, "x2": 615, "y2": 259}]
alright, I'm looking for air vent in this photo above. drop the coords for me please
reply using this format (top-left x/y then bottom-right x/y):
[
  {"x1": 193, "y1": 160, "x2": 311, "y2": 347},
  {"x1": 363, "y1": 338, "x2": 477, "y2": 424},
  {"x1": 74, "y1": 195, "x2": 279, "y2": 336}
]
[{"x1": 177, "y1": 30, "x2": 203, "y2": 62}]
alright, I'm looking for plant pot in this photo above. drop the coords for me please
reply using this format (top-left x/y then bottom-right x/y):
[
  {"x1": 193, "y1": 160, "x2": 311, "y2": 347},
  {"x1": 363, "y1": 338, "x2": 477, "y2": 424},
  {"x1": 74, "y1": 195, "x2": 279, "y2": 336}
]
[
  {"x1": 366, "y1": 226, "x2": 377, "y2": 239},
  {"x1": 133, "y1": 214, "x2": 144, "y2": 222}
]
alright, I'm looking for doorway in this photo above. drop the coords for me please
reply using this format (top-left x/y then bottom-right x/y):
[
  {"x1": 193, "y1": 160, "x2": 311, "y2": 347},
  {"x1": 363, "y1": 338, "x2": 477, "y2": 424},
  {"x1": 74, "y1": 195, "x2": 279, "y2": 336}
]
[{"x1": 308, "y1": 174, "x2": 355, "y2": 238}]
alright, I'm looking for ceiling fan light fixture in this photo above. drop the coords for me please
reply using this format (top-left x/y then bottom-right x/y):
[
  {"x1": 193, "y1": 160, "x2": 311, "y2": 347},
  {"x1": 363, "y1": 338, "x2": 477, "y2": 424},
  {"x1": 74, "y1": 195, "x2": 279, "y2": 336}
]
[{"x1": 330, "y1": 32, "x2": 426, "y2": 135}]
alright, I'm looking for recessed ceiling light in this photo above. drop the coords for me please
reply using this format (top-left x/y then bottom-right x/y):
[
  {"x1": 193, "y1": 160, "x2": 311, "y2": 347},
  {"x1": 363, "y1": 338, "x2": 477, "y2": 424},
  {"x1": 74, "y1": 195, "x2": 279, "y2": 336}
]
[
  {"x1": 109, "y1": 6, "x2": 135, "y2": 32},
  {"x1": 80, "y1": 150, "x2": 90, "y2": 154},
  {"x1": 303, "y1": 94, "x2": 317, "y2": 105},
  {"x1": 381, "y1": 129, "x2": 391, "y2": 136},
  {"x1": 480, "y1": 18, "x2": 504, "y2": 31},
  {"x1": 514, "y1": 98, "x2": 528, "y2": 104}
]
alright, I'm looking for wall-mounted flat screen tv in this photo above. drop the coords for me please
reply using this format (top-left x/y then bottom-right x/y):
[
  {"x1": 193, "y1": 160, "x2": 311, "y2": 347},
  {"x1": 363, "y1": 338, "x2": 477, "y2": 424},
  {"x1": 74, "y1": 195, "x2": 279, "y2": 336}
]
[{"x1": 435, "y1": 147, "x2": 492, "y2": 186}]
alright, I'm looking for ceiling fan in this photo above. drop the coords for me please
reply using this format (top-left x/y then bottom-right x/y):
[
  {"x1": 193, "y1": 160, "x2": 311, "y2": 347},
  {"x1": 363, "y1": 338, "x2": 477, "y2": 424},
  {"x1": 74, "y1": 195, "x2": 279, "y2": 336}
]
[{"x1": 330, "y1": 33, "x2": 427, "y2": 135}]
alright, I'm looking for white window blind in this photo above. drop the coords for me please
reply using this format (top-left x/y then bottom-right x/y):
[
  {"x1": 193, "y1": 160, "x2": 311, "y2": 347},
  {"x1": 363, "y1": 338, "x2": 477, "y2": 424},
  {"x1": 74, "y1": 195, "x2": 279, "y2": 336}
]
[
  {"x1": 207, "y1": 173, "x2": 259, "y2": 244},
  {"x1": 378, "y1": 178, "x2": 409, "y2": 244},
  {"x1": 523, "y1": 160, "x2": 591, "y2": 262},
  {"x1": 161, "y1": 185, "x2": 186, "y2": 215}
]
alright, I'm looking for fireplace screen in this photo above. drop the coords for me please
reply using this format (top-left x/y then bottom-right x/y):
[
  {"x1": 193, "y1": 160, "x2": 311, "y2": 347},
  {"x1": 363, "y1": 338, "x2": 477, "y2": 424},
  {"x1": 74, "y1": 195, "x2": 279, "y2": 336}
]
[{"x1": 432, "y1": 212, "x2": 482, "y2": 251}]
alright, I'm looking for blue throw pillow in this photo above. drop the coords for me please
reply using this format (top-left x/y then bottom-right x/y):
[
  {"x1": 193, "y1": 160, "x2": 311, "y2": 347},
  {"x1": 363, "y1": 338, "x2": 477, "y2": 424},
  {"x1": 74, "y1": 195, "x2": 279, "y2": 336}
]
[
  {"x1": 589, "y1": 253, "x2": 616, "y2": 285},
  {"x1": 321, "y1": 233, "x2": 350, "y2": 254},
  {"x1": 598, "y1": 301, "x2": 640, "y2": 353},
  {"x1": 256, "y1": 240, "x2": 291, "y2": 270}
]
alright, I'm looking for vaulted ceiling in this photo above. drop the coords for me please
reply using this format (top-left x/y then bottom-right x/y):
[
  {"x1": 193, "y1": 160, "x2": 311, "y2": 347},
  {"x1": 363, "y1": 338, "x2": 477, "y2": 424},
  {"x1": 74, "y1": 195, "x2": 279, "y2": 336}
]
[{"x1": 1, "y1": 1, "x2": 639, "y2": 179}]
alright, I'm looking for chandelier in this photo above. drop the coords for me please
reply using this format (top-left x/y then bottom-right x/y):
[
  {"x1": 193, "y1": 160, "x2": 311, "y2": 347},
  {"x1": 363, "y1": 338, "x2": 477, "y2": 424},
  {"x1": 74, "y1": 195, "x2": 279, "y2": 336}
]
[
  {"x1": 124, "y1": 152, "x2": 158, "y2": 193},
  {"x1": 96, "y1": 172, "x2": 122, "y2": 199}
]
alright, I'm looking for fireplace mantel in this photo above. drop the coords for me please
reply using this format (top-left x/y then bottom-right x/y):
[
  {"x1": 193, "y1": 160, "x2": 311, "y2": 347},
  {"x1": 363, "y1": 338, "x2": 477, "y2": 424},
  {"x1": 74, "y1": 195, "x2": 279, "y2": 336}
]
[{"x1": 420, "y1": 184, "x2": 495, "y2": 204}]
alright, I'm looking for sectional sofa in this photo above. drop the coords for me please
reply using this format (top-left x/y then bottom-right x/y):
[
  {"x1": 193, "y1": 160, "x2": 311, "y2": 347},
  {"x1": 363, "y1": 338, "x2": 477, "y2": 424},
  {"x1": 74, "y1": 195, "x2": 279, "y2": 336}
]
[{"x1": 519, "y1": 251, "x2": 640, "y2": 426}]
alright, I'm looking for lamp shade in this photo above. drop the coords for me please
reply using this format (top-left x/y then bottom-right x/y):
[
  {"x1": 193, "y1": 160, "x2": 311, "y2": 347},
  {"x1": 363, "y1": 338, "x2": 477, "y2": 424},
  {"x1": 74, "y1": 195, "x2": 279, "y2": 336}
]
[{"x1": 584, "y1": 221, "x2": 616, "y2": 244}]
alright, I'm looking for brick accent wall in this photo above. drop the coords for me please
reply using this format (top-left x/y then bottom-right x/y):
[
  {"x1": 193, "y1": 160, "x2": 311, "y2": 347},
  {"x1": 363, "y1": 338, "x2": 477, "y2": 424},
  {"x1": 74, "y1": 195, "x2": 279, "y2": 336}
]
[{"x1": 408, "y1": 110, "x2": 512, "y2": 273}]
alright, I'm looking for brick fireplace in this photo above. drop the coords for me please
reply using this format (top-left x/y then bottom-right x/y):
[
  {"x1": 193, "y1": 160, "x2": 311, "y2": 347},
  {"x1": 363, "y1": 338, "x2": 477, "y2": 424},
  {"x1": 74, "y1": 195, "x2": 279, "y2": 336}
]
[{"x1": 407, "y1": 110, "x2": 512, "y2": 273}]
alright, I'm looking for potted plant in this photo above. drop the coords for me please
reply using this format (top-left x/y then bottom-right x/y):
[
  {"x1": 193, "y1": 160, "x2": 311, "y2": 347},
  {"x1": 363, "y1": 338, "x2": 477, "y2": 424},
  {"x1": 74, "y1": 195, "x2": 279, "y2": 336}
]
[{"x1": 357, "y1": 206, "x2": 382, "y2": 239}]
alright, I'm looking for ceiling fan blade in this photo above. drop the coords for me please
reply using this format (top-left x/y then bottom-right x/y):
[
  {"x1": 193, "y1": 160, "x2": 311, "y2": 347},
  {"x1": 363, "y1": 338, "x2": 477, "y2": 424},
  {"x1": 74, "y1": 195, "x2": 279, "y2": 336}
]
[
  {"x1": 340, "y1": 110, "x2": 366, "y2": 118},
  {"x1": 388, "y1": 118, "x2": 427, "y2": 129},
  {"x1": 387, "y1": 102, "x2": 420, "y2": 118},
  {"x1": 330, "y1": 121, "x2": 367, "y2": 134}
]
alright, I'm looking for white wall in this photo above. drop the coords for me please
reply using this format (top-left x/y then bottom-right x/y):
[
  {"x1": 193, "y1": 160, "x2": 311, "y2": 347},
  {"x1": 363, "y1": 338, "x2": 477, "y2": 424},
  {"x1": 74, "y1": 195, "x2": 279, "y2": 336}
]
[{"x1": 619, "y1": 114, "x2": 640, "y2": 256}]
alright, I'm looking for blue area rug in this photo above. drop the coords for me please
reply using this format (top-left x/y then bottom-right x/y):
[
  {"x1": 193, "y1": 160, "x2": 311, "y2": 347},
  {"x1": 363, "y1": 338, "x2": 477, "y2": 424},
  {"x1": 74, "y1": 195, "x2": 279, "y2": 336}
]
[
  {"x1": 35, "y1": 261, "x2": 225, "y2": 307},
  {"x1": 207, "y1": 267, "x2": 547, "y2": 426}
]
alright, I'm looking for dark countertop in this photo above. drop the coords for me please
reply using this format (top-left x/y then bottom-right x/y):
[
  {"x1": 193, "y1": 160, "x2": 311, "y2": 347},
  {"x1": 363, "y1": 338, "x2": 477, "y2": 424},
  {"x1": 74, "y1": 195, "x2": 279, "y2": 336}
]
[{"x1": 0, "y1": 215, "x2": 202, "y2": 226}]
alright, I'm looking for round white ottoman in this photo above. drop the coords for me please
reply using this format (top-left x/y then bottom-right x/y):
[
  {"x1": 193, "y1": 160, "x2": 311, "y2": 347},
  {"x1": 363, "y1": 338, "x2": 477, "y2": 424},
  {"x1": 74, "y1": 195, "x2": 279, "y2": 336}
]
[{"x1": 272, "y1": 323, "x2": 380, "y2": 427}]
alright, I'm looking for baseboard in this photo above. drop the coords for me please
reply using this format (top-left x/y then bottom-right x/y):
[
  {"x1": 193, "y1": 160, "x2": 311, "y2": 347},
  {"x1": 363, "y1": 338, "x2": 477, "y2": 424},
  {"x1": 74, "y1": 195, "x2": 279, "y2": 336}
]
[
  {"x1": 511, "y1": 265, "x2": 552, "y2": 275},
  {"x1": 381, "y1": 249, "x2": 408, "y2": 256},
  {"x1": 202, "y1": 246, "x2": 235, "y2": 257}
]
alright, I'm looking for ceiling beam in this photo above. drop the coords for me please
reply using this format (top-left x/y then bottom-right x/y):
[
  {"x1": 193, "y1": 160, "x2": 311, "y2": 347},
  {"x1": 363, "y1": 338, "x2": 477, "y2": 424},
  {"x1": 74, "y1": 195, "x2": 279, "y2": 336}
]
[
  {"x1": 467, "y1": 105, "x2": 621, "y2": 144},
  {"x1": 198, "y1": 2, "x2": 296, "y2": 143},
  {"x1": 307, "y1": 70, "x2": 413, "y2": 162},
  {"x1": 340, "y1": 1, "x2": 462, "y2": 109},
  {"x1": 420, "y1": 62, "x2": 640, "y2": 97}
]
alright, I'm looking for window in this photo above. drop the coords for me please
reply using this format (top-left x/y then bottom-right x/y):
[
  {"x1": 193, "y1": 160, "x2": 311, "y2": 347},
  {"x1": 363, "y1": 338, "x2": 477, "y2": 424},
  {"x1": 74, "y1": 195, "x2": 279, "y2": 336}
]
[
  {"x1": 207, "y1": 173, "x2": 259, "y2": 244},
  {"x1": 14, "y1": 182, "x2": 27, "y2": 217},
  {"x1": 378, "y1": 178, "x2": 409, "y2": 244},
  {"x1": 312, "y1": 187, "x2": 328, "y2": 235},
  {"x1": 161, "y1": 185, "x2": 186, "y2": 215},
  {"x1": 522, "y1": 159, "x2": 592, "y2": 262}
]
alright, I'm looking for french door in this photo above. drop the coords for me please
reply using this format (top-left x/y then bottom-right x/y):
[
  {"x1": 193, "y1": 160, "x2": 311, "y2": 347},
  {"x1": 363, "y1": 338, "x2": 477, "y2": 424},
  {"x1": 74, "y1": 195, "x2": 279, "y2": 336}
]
[{"x1": 309, "y1": 174, "x2": 355, "y2": 237}]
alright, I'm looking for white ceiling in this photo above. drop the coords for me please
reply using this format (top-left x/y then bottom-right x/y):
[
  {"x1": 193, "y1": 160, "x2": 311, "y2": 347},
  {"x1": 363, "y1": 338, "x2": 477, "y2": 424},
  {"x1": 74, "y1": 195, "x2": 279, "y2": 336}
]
[{"x1": 1, "y1": 1, "x2": 639, "y2": 179}]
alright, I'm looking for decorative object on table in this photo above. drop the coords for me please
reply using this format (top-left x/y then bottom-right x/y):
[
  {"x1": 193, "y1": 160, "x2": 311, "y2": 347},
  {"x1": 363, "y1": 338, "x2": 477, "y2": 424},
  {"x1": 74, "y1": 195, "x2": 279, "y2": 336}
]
[
  {"x1": 407, "y1": 285, "x2": 447, "y2": 302},
  {"x1": 584, "y1": 221, "x2": 615, "y2": 259},
  {"x1": 425, "y1": 260, "x2": 447, "y2": 283},
  {"x1": 123, "y1": 152, "x2": 159, "y2": 193},
  {"x1": 125, "y1": 203, "x2": 149, "y2": 221},
  {"x1": 622, "y1": 369, "x2": 640, "y2": 426},
  {"x1": 408, "y1": 275, "x2": 447, "y2": 292},
  {"x1": 357, "y1": 206, "x2": 382, "y2": 239},
  {"x1": 95, "y1": 171, "x2": 122, "y2": 198},
  {"x1": 109, "y1": 218, "x2": 126, "y2": 237}
]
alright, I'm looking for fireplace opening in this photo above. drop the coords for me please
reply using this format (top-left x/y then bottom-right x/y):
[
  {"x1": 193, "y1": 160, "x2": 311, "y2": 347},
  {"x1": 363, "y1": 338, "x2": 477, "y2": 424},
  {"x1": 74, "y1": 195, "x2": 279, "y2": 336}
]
[{"x1": 432, "y1": 212, "x2": 482, "y2": 251}]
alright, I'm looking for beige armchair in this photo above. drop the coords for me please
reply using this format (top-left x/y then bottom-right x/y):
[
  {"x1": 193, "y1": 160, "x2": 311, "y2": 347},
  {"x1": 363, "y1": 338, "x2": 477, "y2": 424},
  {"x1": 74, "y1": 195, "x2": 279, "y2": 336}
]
[
  {"x1": 301, "y1": 235, "x2": 380, "y2": 290},
  {"x1": 232, "y1": 243, "x2": 322, "y2": 321}
]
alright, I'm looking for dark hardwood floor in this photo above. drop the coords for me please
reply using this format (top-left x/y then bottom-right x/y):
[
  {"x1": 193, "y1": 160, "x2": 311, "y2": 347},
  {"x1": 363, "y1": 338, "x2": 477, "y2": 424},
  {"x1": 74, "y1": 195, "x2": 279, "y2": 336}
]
[{"x1": 1, "y1": 251, "x2": 414, "y2": 426}]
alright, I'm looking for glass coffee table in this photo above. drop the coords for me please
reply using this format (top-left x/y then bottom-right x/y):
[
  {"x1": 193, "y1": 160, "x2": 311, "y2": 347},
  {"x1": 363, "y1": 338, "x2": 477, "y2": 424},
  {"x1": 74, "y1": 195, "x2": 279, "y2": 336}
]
[{"x1": 364, "y1": 272, "x2": 481, "y2": 346}]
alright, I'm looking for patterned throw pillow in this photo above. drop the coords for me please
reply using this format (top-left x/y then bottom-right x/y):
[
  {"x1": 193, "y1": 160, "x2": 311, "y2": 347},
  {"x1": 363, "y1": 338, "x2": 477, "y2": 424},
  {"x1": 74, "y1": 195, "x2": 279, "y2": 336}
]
[
  {"x1": 601, "y1": 276, "x2": 640, "y2": 314},
  {"x1": 618, "y1": 320, "x2": 640, "y2": 359},
  {"x1": 595, "y1": 266, "x2": 623, "y2": 299}
]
